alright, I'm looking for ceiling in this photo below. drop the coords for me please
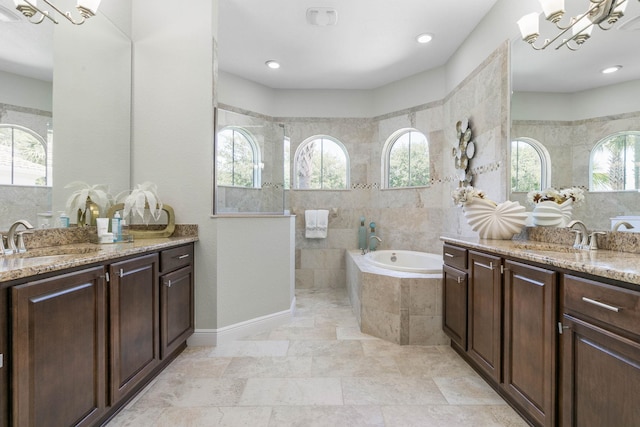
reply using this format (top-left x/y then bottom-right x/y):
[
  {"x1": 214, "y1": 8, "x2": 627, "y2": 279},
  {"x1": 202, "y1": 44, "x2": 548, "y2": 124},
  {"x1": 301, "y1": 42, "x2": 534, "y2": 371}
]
[
  {"x1": 1, "y1": 0, "x2": 639, "y2": 93},
  {"x1": 217, "y1": 0, "x2": 499, "y2": 90}
]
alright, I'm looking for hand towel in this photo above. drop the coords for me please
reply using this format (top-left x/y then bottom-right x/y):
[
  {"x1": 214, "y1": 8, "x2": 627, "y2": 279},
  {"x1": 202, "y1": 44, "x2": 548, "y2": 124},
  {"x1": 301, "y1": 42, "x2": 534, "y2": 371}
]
[{"x1": 305, "y1": 209, "x2": 328, "y2": 239}]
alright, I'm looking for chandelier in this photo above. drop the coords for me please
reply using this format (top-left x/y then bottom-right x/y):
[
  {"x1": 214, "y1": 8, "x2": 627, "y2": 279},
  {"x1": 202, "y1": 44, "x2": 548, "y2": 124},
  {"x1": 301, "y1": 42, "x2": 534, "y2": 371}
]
[
  {"x1": 13, "y1": 0, "x2": 101, "y2": 25},
  {"x1": 517, "y1": 0, "x2": 633, "y2": 50}
]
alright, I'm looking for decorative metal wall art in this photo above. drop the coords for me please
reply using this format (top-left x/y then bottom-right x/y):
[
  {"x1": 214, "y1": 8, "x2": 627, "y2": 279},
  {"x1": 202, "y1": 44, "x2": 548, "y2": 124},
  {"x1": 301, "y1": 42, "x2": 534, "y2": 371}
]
[{"x1": 453, "y1": 118, "x2": 475, "y2": 186}]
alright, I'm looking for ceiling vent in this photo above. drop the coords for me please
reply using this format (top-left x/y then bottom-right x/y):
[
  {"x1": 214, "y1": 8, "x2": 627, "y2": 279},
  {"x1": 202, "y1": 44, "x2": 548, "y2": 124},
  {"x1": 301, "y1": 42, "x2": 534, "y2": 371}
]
[{"x1": 306, "y1": 7, "x2": 338, "y2": 26}]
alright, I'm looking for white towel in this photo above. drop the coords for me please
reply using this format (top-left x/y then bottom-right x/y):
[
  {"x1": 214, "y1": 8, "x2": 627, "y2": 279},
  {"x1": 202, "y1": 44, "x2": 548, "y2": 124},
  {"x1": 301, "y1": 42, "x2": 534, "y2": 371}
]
[{"x1": 305, "y1": 209, "x2": 328, "y2": 239}]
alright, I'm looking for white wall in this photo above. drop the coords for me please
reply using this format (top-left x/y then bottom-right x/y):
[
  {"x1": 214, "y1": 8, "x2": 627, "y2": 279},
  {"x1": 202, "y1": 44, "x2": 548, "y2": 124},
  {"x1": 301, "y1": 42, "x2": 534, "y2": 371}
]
[
  {"x1": 0, "y1": 71, "x2": 52, "y2": 112},
  {"x1": 513, "y1": 80, "x2": 640, "y2": 121}
]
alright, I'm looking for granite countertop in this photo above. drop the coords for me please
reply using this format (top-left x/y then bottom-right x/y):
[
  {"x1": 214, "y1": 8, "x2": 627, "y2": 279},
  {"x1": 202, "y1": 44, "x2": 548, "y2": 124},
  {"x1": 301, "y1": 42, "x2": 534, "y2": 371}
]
[
  {"x1": 0, "y1": 235, "x2": 198, "y2": 283},
  {"x1": 440, "y1": 235, "x2": 640, "y2": 286}
]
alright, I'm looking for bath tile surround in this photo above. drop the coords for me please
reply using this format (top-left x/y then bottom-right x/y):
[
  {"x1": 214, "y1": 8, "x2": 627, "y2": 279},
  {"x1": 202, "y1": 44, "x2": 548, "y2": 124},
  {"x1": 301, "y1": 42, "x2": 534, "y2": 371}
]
[{"x1": 106, "y1": 288, "x2": 527, "y2": 427}]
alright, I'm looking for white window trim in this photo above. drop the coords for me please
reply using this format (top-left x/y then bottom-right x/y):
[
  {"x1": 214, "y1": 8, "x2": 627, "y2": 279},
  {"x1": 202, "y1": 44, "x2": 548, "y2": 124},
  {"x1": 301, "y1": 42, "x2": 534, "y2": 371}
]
[{"x1": 589, "y1": 130, "x2": 640, "y2": 192}]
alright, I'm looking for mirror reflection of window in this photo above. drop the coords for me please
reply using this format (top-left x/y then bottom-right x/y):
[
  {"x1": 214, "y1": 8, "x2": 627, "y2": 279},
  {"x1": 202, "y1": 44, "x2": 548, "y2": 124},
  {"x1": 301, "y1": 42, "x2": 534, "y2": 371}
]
[
  {"x1": 590, "y1": 131, "x2": 640, "y2": 191},
  {"x1": 383, "y1": 129, "x2": 430, "y2": 189},
  {"x1": 294, "y1": 135, "x2": 349, "y2": 190},
  {"x1": 0, "y1": 125, "x2": 50, "y2": 186},
  {"x1": 217, "y1": 127, "x2": 261, "y2": 188},
  {"x1": 511, "y1": 137, "x2": 550, "y2": 192}
]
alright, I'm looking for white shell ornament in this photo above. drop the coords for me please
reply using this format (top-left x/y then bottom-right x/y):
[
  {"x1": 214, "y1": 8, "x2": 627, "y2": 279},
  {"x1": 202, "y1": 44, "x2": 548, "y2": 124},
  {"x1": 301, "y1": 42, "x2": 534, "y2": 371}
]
[{"x1": 463, "y1": 199, "x2": 527, "y2": 239}]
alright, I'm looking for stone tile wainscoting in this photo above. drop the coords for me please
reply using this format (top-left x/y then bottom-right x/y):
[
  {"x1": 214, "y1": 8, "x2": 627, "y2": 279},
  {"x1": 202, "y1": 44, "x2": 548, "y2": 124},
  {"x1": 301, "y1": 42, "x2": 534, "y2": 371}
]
[{"x1": 346, "y1": 250, "x2": 449, "y2": 346}]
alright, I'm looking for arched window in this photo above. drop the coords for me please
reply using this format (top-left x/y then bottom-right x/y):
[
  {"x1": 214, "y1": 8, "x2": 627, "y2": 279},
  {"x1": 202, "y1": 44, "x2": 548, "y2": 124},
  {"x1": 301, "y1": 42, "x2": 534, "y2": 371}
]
[
  {"x1": 294, "y1": 135, "x2": 349, "y2": 189},
  {"x1": 382, "y1": 129, "x2": 430, "y2": 188},
  {"x1": 511, "y1": 137, "x2": 550, "y2": 192},
  {"x1": 216, "y1": 127, "x2": 261, "y2": 188},
  {"x1": 590, "y1": 131, "x2": 640, "y2": 191},
  {"x1": 0, "y1": 124, "x2": 49, "y2": 186}
]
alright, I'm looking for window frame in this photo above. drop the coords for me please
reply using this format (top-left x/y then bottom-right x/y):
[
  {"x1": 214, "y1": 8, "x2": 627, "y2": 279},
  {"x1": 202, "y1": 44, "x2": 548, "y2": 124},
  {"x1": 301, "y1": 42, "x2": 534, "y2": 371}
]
[
  {"x1": 216, "y1": 126, "x2": 262, "y2": 188},
  {"x1": 589, "y1": 130, "x2": 640, "y2": 192},
  {"x1": 510, "y1": 137, "x2": 551, "y2": 193},
  {"x1": 293, "y1": 135, "x2": 350, "y2": 190},
  {"x1": 0, "y1": 124, "x2": 50, "y2": 187},
  {"x1": 381, "y1": 128, "x2": 430, "y2": 189}
]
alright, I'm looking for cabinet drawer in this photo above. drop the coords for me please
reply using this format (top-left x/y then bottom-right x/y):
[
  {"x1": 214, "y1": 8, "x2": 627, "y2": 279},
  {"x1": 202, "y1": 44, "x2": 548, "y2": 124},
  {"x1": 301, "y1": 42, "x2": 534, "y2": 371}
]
[
  {"x1": 443, "y1": 244, "x2": 467, "y2": 270},
  {"x1": 160, "y1": 244, "x2": 193, "y2": 274},
  {"x1": 563, "y1": 274, "x2": 640, "y2": 337}
]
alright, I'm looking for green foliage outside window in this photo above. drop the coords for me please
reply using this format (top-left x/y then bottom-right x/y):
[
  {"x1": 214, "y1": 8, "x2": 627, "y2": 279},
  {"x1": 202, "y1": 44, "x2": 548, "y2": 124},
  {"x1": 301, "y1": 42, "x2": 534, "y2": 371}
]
[
  {"x1": 591, "y1": 132, "x2": 640, "y2": 191},
  {"x1": 0, "y1": 125, "x2": 47, "y2": 186},
  {"x1": 296, "y1": 137, "x2": 347, "y2": 190},
  {"x1": 511, "y1": 139, "x2": 543, "y2": 192},
  {"x1": 387, "y1": 130, "x2": 430, "y2": 188},
  {"x1": 217, "y1": 128, "x2": 258, "y2": 187}
]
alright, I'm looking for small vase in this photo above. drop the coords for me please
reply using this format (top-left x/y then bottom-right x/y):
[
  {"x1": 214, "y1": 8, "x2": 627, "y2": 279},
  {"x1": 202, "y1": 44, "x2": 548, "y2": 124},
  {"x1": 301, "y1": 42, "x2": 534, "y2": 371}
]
[
  {"x1": 532, "y1": 200, "x2": 564, "y2": 227},
  {"x1": 463, "y1": 198, "x2": 527, "y2": 239}
]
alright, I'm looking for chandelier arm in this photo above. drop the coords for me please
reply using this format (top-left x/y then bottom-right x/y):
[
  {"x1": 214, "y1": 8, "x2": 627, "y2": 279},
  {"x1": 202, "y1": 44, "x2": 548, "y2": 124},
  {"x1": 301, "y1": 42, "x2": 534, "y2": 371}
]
[
  {"x1": 40, "y1": 0, "x2": 86, "y2": 25},
  {"x1": 20, "y1": 0, "x2": 58, "y2": 24}
]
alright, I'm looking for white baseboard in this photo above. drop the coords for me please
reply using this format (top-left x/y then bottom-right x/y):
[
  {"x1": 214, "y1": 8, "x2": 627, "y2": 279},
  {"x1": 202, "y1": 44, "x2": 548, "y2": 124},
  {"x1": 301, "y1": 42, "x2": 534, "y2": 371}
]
[{"x1": 187, "y1": 296, "x2": 296, "y2": 347}]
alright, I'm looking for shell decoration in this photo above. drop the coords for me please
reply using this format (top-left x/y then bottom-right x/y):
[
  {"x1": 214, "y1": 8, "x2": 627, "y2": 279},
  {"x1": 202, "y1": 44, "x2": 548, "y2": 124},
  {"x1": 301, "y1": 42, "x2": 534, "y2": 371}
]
[
  {"x1": 463, "y1": 198, "x2": 527, "y2": 239},
  {"x1": 532, "y1": 199, "x2": 573, "y2": 227}
]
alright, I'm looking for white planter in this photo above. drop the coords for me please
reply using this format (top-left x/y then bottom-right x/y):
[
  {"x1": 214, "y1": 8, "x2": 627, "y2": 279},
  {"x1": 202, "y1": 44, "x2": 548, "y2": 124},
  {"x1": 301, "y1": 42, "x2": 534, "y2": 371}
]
[
  {"x1": 532, "y1": 200, "x2": 573, "y2": 227},
  {"x1": 463, "y1": 198, "x2": 527, "y2": 239}
]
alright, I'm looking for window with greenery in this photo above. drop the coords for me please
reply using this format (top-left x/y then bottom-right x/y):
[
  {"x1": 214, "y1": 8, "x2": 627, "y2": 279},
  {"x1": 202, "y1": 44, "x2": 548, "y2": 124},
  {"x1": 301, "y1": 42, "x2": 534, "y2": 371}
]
[
  {"x1": 511, "y1": 138, "x2": 550, "y2": 192},
  {"x1": 590, "y1": 131, "x2": 640, "y2": 191},
  {"x1": 294, "y1": 135, "x2": 349, "y2": 189},
  {"x1": 0, "y1": 125, "x2": 49, "y2": 186},
  {"x1": 217, "y1": 127, "x2": 261, "y2": 187},
  {"x1": 383, "y1": 129, "x2": 430, "y2": 188}
]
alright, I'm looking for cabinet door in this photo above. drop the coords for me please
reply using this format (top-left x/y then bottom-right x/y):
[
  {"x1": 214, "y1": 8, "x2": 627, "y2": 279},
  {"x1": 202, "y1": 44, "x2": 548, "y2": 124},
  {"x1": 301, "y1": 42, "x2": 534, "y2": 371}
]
[
  {"x1": 503, "y1": 260, "x2": 557, "y2": 427},
  {"x1": 109, "y1": 254, "x2": 159, "y2": 404},
  {"x1": 467, "y1": 250, "x2": 502, "y2": 381},
  {"x1": 12, "y1": 267, "x2": 107, "y2": 427},
  {"x1": 1, "y1": 287, "x2": 9, "y2": 427},
  {"x1": 562, "y1": 315, "x2": 640, "y2": 427},
  {"x1": 442, "y1": 264, "x2": 467, "y2": 350},
  {"x1": 160, "y1": 265, "x2": 194, "y2": 359}
]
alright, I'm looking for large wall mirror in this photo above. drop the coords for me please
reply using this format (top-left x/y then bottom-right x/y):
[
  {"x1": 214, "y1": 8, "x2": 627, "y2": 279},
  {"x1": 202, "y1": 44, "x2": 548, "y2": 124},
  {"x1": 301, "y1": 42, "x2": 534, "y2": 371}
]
[
  {"x1": 0, "y1": 0, "x2": 131, "y2": 229},
  {"x1": 510, "y1": 1, "x2": 640, "y2": 230},
  {"x1": 214, "y1": 106, "x2": 287, "y2": 214}
]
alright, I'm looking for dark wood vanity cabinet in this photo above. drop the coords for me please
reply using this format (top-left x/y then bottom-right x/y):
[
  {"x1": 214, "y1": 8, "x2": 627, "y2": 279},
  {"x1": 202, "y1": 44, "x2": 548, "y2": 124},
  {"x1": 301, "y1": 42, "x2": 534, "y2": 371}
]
[
  {"x1": 467, "y1": 250, "x2": 502, "y2": 382},
  {"x1": 442, "y1": 244, "x2": 468, "y2": 350},
  {"x1": 159, "y1": 244, "x2": 194, "y2": 359},
  {"x1": 0, "y1": 287, "x2": 10, "y2": 427},
  {"x1": 560, "y1": 274, "x2": 640, "y2": 427},
  {"x1": 503, "y1": 260, "x2": 557, "y2": 427},
  {"x1": 12, "y1": 267, "x2": 107, "y2": 427},
  {"x1": 108, "y1": 254, "x2": 160, "y2": 404},
  {"x1": 443, "y1": 244, "x2": 558, "y2": 427}
]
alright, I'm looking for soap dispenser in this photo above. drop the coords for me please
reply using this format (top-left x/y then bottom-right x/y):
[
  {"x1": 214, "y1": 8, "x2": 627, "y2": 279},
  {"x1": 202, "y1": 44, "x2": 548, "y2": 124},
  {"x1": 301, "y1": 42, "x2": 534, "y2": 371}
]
[
  {"x1": 111, "y1": 212, "x2": 122, "y2": 242},
  {"x1": 369, "y1": 222, "x2": 378, "y2": 252},
  {"x1": 358, "y1": 216, "x2": 367, "y2": 250}
]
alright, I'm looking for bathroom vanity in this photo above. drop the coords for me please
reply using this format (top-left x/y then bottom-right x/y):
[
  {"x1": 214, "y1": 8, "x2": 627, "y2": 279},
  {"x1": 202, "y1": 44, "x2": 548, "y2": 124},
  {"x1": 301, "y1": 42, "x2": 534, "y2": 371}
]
[
  {"x1": 0, "y1": 231, "x2": 196, "y2": 427},
  {"x1": 441, "y1": 236, "x2": 640, "y2": 427}
]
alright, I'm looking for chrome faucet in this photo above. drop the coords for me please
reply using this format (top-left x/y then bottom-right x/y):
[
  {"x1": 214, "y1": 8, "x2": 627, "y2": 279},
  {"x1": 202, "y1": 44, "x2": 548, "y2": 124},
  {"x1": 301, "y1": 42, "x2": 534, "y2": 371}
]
[
  {"x1": 612, "y1": 221, "x2": 634, "y2": 231},
  {"x1": 7, "y1": 220, "x2": 34, "y2": 254},
  {"x1": 567, "y1": 220, "x2": 589, "y2": 250},
  {"x1": 363, "y1": 235, "x2": 382, "y2": 254}
]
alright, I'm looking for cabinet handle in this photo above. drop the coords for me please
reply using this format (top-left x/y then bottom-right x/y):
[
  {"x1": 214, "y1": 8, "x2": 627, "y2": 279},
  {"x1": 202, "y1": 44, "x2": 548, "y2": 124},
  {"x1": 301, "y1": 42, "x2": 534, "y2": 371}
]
[
  {"x1": 177, "y1": 254, "x2": 190, "y2": 260},
  {"x1": 444, "y1": 252, "x2": 454, "y2": 258},
  {"x1": 456, "y1": 276, "x2": 462, "y2": 284},
  {"x1": 581, "y1": 297, "x2": 621, "y2": 313},
  {"x1": 165, "y1": 280, "x2": 172, "y2": 288},
  {"x1": 476, "y1": 261, "x2": 495, "y2": 270}
]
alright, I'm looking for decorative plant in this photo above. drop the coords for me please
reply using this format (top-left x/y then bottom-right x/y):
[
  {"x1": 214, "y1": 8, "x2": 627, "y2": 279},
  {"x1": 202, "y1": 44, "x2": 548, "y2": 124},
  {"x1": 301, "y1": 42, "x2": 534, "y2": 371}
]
[
  {"x1": 65, "y1": 181, "x2": 113, "y2": 218},
  {"x1": 452, "y1": 185, "x2": 493, "y2": 207},
  {"x1": 526, "y1": 187, "x2": 585, "y2": 207},
  {"x1": 116, "y1": 181, "x2": 163, "y2": 224}
]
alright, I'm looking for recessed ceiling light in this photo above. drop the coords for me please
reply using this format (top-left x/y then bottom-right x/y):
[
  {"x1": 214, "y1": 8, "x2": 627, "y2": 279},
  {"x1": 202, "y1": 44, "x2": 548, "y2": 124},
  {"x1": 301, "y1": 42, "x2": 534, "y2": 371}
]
[
  {"x1": 265, "y1": 60, "x2": 281, "y2": 69},
  {"x1": 601, "y1": 65, "x2": 622, "y2": 74},
  {"x1": 416, "y1": 33, "x2": 433, "y2": 44}
]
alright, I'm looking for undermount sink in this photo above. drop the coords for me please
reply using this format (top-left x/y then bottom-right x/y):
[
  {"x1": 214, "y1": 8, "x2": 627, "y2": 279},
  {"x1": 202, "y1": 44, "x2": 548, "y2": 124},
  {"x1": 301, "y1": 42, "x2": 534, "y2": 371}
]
[
  {"x1": 512, "y1": 242, "x2": 580, "y2": 253},
  {"x1": 12, "y1": 246, "x2": 102, "y2": 259}
]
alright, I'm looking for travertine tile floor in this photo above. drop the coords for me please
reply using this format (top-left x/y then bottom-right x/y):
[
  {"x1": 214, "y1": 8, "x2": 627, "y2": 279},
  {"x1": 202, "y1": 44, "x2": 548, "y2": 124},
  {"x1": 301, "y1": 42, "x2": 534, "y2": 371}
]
[{"x1": 107, "y1": 288, "x2": 528, "y2": 426}]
